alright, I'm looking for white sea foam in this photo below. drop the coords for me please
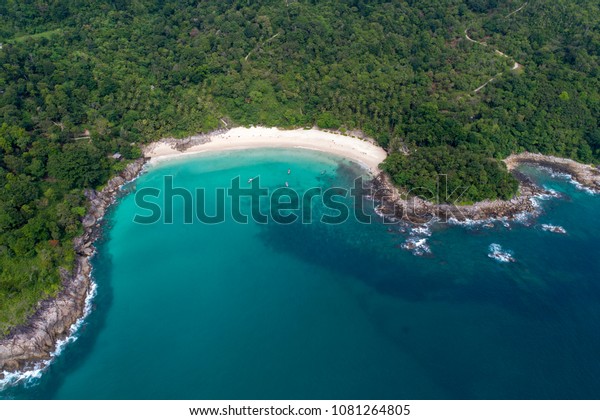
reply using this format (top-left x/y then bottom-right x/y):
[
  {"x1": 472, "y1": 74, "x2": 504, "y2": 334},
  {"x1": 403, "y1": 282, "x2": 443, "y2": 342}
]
[
  {"x1": 542, "y1": 188, "x2": 561, "y2": 198},
  {"x1": 536, "y1": 166, "x2": 599, "y2": 195},
  {"x1": 374, "y1": 205, "x2": 386, "y2": 218},
  {"x1": 571, "y1": 180, "x2": 598, "y2": 195},
  {"x1": 488, "y1": 243, "x2": 515, "y2": 263},
  {"x1": 541, "y1": 224, "x2": 567, "y2": 234},
  {"x1": 533, "y1": 188, "x2": 563, "y2": 205},
  {"x1": 401, "y1": 237, "x2": 432, "y2": 256},
  {"x1": 448, "y1": 217, "x2": 500, "y2": 228},
  {"x1": 119, "y1": 165, "x2": 146, "y2": 192},
  {"x1": 0, "y1": 275, "x2": 98, "y2": 391},
  {"x1": 410, "y1": 225, "x2": 432, "y2": 237}
]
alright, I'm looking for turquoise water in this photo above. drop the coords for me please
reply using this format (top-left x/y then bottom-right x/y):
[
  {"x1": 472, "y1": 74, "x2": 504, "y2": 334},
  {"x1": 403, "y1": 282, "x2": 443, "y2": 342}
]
[{"x1": 2, "y1": 149, "x2": 600, "y2": 399}]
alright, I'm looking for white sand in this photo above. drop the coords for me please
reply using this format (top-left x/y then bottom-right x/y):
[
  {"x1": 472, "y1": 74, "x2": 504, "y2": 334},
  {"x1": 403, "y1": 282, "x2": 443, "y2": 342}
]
[{"x1": 144, "y1": 127, "x2": 388, "y2": 175}]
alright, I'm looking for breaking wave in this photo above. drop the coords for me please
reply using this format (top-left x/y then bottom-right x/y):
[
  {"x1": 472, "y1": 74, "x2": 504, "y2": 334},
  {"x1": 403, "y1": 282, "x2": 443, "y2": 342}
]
[
  {"x1": 488, "y1": 243, "x2": 515, "y2": 263},
  {"x1": 0, "y1": 279, "x2": 98, "y2": 391}
]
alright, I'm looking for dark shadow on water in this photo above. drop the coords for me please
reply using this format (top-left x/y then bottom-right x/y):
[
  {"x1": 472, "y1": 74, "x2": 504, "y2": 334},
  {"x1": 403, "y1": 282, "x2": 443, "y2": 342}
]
[
  {"x1": 256, "y1": 163, "x2": 596, "y2": 321},
  {"x1": 256, "y1": 167, "x2": 600, "y2": 398},
  {"x1": 256, "y1": 218, "x2": 562, "y2": 313},
  {"x1": 256, "y1": 216, "x2": 600, "y2": 398}
]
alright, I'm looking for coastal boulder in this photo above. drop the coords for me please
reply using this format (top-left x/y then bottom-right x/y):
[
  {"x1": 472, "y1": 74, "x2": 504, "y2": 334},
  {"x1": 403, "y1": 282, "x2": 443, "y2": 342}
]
[
  {"x1": 125, "y1": 159, "x2": 145, "y2": 180},
  {"x1": 106, "y1": 176, "x2": 125, "y2": 191},
  {"x1": 82, "y1": 215, "x2": 96, "y2": 228}
]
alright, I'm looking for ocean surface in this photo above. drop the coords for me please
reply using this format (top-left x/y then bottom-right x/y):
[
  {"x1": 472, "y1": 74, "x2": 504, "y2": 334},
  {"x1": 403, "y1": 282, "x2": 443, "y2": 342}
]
[{"x1": 2, "y1": 148, "x2": 600, "y2": 399}]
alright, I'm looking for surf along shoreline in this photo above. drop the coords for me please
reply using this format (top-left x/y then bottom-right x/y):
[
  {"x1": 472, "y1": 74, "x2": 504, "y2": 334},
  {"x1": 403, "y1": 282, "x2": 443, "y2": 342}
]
[{"x1": 1, "y1": 126, "x2": 599, "y2": 384}]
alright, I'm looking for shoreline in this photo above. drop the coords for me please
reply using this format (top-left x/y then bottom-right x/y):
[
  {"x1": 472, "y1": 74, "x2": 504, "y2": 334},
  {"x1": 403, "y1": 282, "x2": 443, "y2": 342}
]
[
  {"x1": 370, "y1": 170, "x2": 547, "y2": 224},
  {"x1": 0, "y1": 159, "x2": 146, "y2": 384},
  {"x1": 1, "y1": 126, "x2": 599, "y2": 384},
  {"x1": 143, "y1": 126, "x2": 388, "y2": 176},
  {"x1": 504, "y1": 152, "x2": 600, "y2": 193}
]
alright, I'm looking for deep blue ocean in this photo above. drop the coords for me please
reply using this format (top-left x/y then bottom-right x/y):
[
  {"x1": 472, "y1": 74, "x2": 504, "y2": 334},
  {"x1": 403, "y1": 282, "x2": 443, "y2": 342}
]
[{"x1": 2, "y1": 148, "x2": 599, "y2": 399}]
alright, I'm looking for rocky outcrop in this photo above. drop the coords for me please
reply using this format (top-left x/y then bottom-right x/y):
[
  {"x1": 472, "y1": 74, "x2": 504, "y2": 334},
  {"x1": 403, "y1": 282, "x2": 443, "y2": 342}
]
[
  {"x1": 0, "y1": 158, "x2": 146, "y2": 375},
  {"x1": 505, "y1": 152, "x2": 600, "y2": 193},
  {"x1": 370, "y1": 167, "x2": 548, "y2": 224},
  {"x1": 371, "y1": 152, "x2": 600, "y2": 225},
  {"x1": 0, "y1": 258, "x2": 92, "y2": 374}
]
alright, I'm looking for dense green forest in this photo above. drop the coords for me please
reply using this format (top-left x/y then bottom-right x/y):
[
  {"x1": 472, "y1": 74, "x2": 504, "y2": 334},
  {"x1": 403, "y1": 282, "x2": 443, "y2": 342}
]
[
  {"x1": 0, "y1": 0, "x2": 598, "y2": 332},
  {"x1": 381, "y1": 146, "x2": 519, "y2": 203}
]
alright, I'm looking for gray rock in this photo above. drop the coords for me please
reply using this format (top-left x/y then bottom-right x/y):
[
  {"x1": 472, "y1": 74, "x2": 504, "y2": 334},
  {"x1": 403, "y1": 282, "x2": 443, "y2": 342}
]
[
  {"x1": 82, "y1": 215, "x2": 96, "y2": 228},
  {"x1": 107, "y1": 176, "x2": 125, "y2": 190}
]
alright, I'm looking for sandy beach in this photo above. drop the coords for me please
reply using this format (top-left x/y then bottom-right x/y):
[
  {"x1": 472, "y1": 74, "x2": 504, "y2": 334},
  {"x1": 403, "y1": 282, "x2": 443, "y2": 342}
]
[{"x1": 144, "y1": 127, "x2": 388, "y2": 175}]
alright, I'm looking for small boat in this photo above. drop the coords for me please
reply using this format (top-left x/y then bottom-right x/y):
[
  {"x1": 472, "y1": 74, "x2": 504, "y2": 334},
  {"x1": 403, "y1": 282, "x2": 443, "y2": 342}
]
[
  {"x1": 248, "y1": 176, "x2": 258, "y2": 184},
  {"x1": 287, "y1": 168, "x2": 291, "y2": 175},
  {"x1": 285, "y1": 181, "x2": 289, "y2": 187}
]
